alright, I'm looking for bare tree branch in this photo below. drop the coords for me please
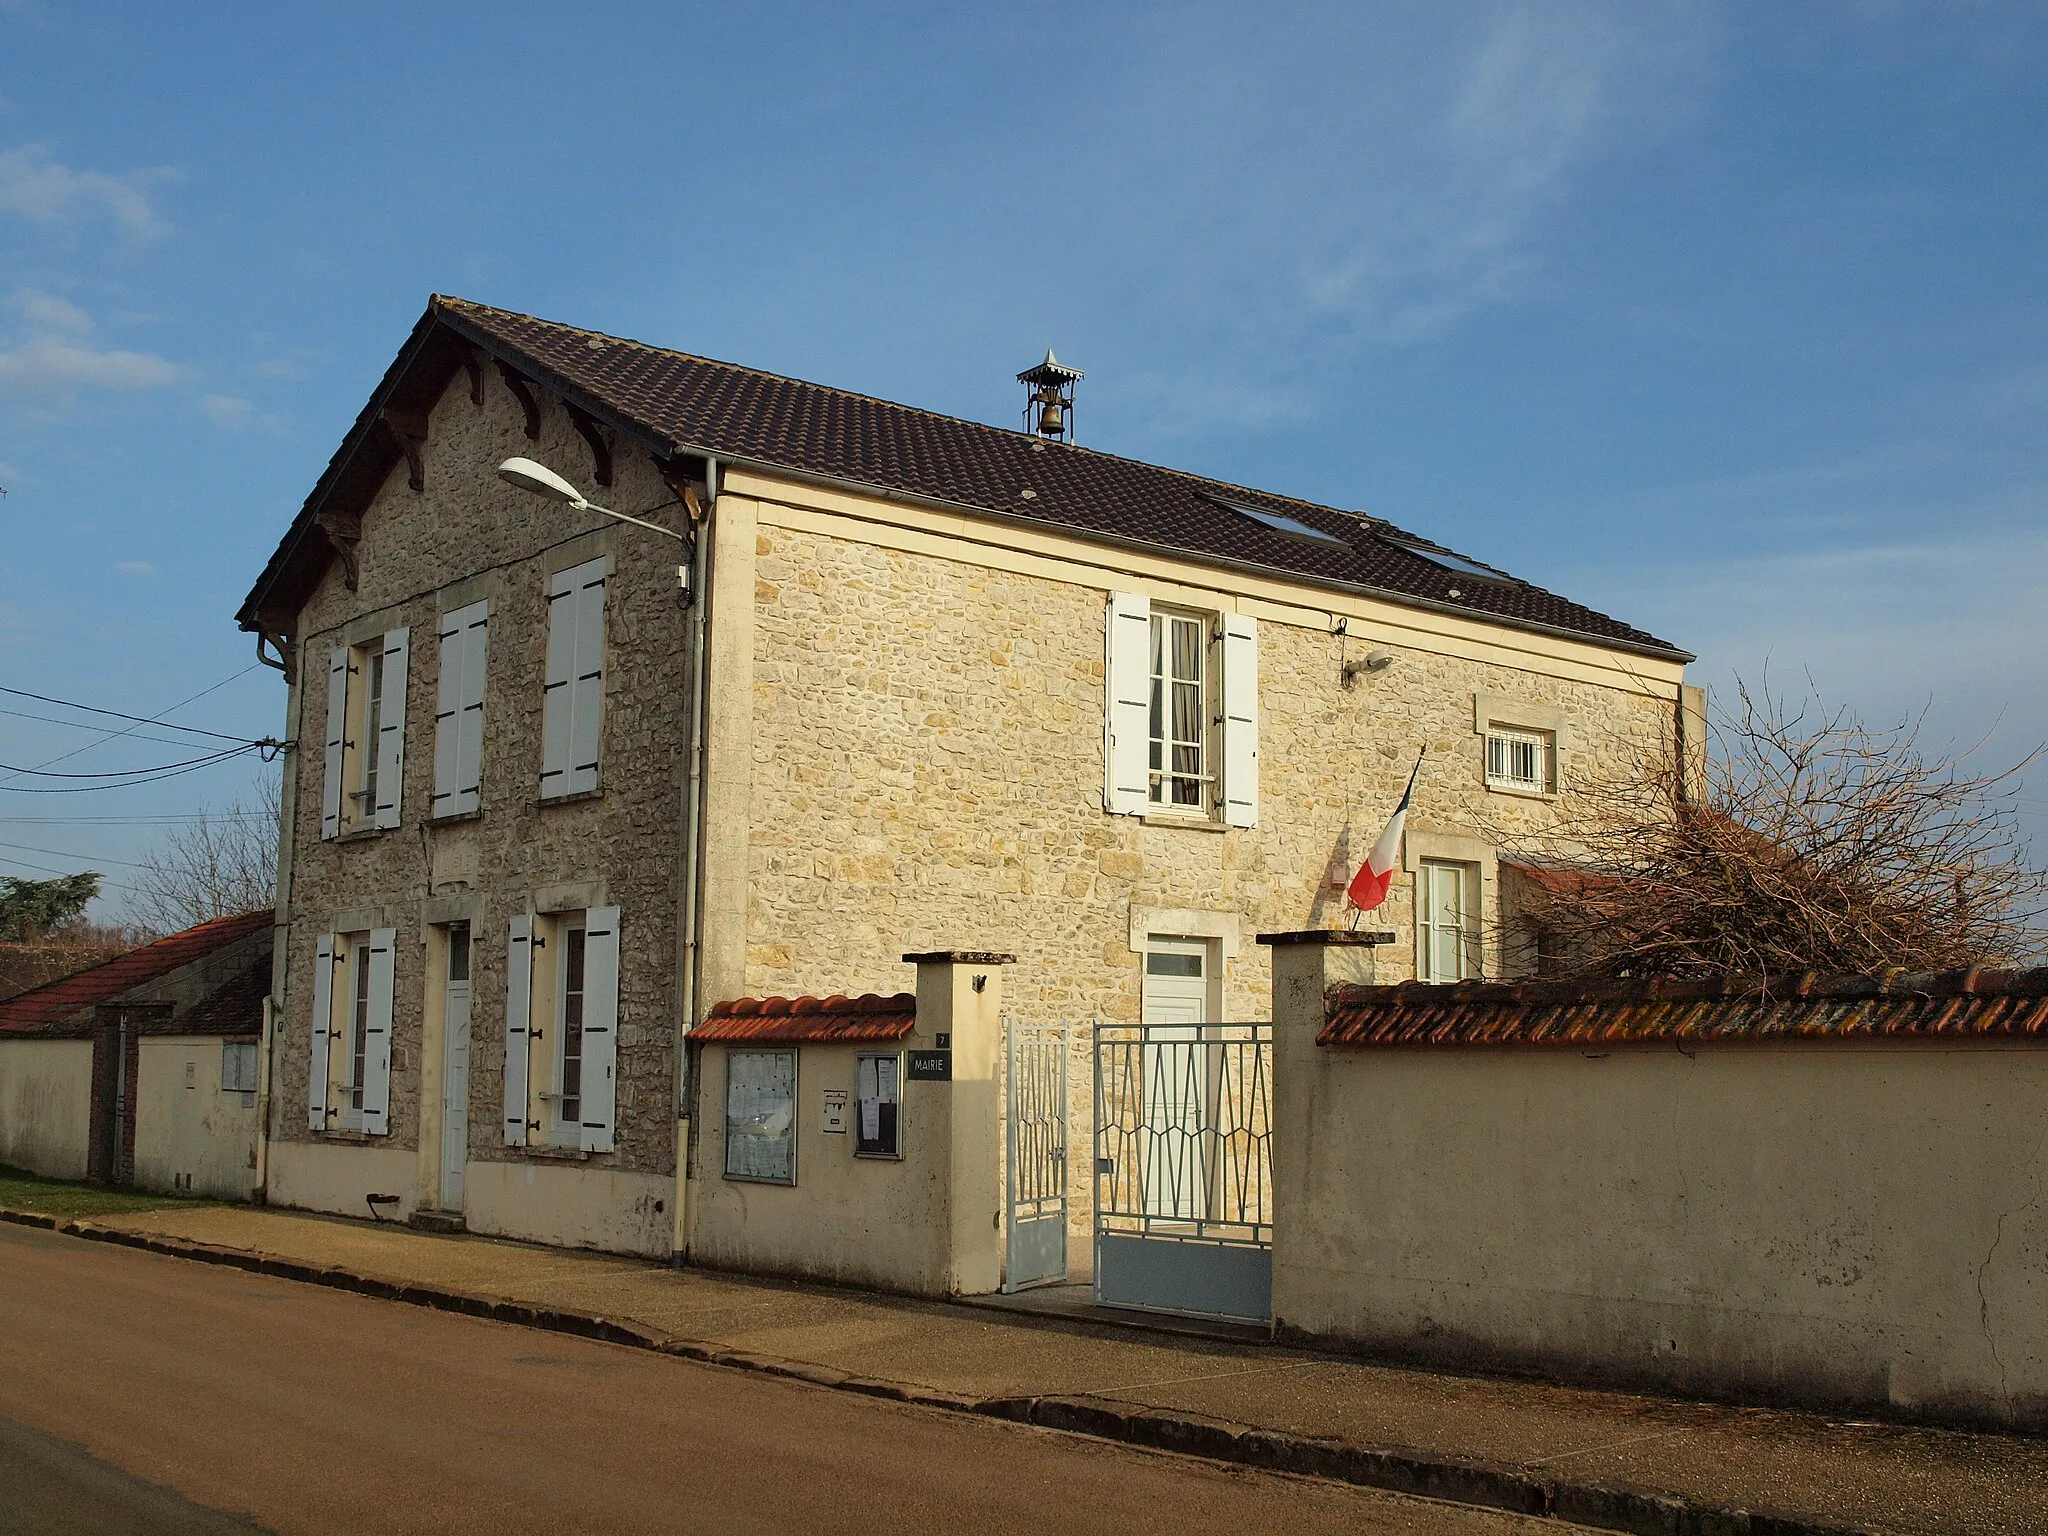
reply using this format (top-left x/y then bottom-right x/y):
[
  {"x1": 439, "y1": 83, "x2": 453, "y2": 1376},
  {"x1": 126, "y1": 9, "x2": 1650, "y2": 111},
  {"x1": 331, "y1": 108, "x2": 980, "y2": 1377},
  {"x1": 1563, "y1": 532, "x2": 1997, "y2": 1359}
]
[
  {"x1": 1494, "y1": 674, "x2": 2045, "y2": 979},
  {"x1": 130, "y1": 770, "x2": 279, "y2": 936}
]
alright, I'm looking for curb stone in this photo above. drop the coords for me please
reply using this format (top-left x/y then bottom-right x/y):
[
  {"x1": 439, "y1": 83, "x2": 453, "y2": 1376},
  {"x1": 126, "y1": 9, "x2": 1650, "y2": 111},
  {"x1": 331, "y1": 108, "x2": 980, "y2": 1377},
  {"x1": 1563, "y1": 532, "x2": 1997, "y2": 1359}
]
[{"x1": 0, "y1": 1208, "x2": 1878, "y2": 1536}]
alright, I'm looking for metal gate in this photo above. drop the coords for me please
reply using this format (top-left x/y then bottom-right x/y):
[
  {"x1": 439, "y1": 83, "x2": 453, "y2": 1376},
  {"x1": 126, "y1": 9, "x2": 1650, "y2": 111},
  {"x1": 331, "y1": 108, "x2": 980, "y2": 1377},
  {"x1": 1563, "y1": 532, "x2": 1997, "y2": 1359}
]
[
  {"x1": 1094, "y1": 1022, "x2": 1272, "y2": 1323},
  {"x1": 1003, "y1": 1020, "x2": 1069, "y2": 1292}
]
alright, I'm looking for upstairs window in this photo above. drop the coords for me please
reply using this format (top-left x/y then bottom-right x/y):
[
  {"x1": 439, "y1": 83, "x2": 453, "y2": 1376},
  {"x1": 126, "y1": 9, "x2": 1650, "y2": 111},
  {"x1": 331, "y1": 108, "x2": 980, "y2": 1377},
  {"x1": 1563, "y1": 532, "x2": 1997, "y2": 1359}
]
[
  {"x1": 320, "y1": 629, "x2": 409, "y2": 838},
  {"x1": 1149, "y1": 611, "x2": 1209, "y2": 811},
  {"x1": 1486, "y1": 727, "x2": 1551, "y2": 795},
  {"x1": 1104, "y1": 592, "x2": 1258, "y2": 827}
]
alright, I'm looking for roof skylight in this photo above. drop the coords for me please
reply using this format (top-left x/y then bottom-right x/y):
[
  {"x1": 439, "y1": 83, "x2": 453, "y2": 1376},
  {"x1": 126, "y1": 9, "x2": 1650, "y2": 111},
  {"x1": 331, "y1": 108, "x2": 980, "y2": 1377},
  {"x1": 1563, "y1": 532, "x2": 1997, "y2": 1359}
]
[
  {"x1": 1381, "y1": 536, "x2": 1514, "y2": 583},
  {"x1": 1202, "y1": 492, "x2": 1347, "y2": 547}
]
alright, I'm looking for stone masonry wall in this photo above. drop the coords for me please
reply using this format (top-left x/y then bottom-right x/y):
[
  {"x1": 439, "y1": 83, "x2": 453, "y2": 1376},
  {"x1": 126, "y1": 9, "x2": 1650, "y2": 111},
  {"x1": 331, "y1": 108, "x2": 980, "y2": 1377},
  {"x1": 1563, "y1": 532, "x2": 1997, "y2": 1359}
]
[
  {"x1": 272, "y1": 366, "x2": 689, "y2": 1186},
  {"x1": 744, "y1": 521, "x2": 1676, "y2": 1017}
]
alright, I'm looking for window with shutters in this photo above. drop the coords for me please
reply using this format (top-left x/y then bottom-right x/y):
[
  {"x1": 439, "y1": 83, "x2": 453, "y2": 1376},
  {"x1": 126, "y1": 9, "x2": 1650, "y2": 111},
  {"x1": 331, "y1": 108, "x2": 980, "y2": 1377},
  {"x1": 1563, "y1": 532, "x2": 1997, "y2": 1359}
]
[
  {"x1": 323, "y1": 629, "x2": 409, "y2": 837},
  {"x1": 1105, "y1": 592, "x2": 1258, "y2": 826},
  {"x1": 540, "y1": 558, "x2": 608, "y2": 800},
  {"x1": 506, "y1": 906, "x2": 619, "y2": 1153},
  {"x1": 315, "y1": 928, "x2": 394, "y2": 1134}
]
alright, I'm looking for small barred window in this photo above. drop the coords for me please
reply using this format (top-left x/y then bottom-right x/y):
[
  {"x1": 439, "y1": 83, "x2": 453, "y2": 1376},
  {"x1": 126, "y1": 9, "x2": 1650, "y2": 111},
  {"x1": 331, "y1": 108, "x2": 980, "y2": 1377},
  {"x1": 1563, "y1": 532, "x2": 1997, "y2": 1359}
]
[{"x1": 1486, "y1": 728, "x2": 1550, "y2": 793}]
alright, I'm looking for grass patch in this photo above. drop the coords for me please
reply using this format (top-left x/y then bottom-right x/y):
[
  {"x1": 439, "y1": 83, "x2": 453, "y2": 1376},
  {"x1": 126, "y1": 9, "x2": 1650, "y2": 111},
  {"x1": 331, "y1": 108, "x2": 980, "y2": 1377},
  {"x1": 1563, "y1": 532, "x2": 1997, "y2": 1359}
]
[{"x1": 0, "y1": 1165, "x2": 211, "y2": 1219}]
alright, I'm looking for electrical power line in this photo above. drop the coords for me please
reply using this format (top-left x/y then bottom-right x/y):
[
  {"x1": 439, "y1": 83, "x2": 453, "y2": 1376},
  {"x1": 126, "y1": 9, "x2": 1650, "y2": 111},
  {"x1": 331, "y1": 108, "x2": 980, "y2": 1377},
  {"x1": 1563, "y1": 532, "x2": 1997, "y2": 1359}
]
[
  {"x1": 0, "y1": 706, "x2": 221, "y2": 751},
  {"x1": 0, "y1": 744, "x2": 267, "y2": 793},
  {"x1": 0, "y1": 745, "x2": 261, "y2": 779},
  {"x1": 0, "y1": 839, "x2": 150, "y2": 869},
  {"x1": 0, "y1": 684, "x2": 254, "y2": 743},
  {"x1": 0, "y1": 665, "x2": 262, "y2": 788},
  {"x1": 0, "y1": 813, "x2": 273, "y2": 825}
]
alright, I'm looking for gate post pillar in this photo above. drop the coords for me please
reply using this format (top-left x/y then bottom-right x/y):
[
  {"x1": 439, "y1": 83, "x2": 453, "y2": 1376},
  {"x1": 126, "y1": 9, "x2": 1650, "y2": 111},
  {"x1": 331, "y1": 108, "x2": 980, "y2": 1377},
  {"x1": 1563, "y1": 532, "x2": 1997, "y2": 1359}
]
[
  {"x1": 903, "y1": 949, "x2": 1015, "y2": 1297},
  {"x1": 1256, "y1": 929, "x2": 1394, "y2": 1338}
]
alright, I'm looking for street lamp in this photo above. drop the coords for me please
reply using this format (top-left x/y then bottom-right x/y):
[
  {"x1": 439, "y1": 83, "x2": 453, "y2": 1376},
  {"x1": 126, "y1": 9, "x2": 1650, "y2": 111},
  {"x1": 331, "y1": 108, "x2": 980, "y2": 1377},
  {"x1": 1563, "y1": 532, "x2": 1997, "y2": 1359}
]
[{"x1": 496, "y1": 456, "x2": 688, "y2": 543}]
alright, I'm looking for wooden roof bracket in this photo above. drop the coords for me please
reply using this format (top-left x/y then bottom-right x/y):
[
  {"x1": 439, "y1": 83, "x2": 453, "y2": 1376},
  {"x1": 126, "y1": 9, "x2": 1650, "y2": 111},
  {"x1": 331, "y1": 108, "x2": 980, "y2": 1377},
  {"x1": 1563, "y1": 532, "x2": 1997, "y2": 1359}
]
[
  {"x1": 458, "y1": 344, "x2": 486, "y2": 407},
  {"x1": 497, "y1": 362, "x2": 543, "y2": 440},
  {"x1": 379, "y1": 407, "x2": 430, "y2": 493},
  {"x1": 565, "y1": 402, "x2": 613, "y2": 487},
  {"x1": 314, "y1": 506, "x2": 362, "y2": 592}
]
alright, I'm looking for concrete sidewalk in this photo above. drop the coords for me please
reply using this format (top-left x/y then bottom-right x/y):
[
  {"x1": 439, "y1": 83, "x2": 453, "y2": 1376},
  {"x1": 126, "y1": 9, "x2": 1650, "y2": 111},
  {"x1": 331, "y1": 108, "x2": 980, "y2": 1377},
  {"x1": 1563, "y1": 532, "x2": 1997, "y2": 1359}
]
[{"x1": 13, "y1": 1203, "x2": 2045, "y2": 1536}]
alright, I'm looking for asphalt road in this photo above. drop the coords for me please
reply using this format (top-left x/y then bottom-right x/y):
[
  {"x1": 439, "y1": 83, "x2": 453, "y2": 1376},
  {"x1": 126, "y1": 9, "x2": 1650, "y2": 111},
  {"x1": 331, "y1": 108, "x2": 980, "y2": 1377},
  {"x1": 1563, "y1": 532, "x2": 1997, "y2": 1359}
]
[{"x1": 0, "y1": 1222, "x2": 1582, "y2": 1536}]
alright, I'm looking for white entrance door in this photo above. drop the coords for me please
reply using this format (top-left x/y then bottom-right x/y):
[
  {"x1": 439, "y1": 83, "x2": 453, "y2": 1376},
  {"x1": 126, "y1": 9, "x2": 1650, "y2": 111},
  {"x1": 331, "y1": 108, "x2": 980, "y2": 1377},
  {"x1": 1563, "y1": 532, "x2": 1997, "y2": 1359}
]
[
  {"x1": 440, "y1": 925, "x2": 472, "y2": 1212},
  {"x1": 1141, "y1": 938, "x2": 1211, "y2": 1221}
]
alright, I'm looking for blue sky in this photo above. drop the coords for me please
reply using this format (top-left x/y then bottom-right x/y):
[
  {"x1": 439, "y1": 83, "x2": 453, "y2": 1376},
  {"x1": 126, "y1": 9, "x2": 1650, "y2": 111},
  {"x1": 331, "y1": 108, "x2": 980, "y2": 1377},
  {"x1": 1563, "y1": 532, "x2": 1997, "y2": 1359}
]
[{"x1": 2, "y1": 2, "x2": 2044, "y2": 923}]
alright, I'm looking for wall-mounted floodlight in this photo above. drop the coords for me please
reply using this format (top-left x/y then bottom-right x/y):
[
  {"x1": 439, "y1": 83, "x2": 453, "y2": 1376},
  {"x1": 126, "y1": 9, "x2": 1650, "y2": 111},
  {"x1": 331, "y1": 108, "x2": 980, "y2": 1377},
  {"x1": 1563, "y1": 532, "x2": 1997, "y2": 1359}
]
[
  {"x1": 496, "y1": 456, "x2": 686, "y2": 543},
  {"x1": 1341, "y1": 650, "x2": 1396, "y2": 686}
]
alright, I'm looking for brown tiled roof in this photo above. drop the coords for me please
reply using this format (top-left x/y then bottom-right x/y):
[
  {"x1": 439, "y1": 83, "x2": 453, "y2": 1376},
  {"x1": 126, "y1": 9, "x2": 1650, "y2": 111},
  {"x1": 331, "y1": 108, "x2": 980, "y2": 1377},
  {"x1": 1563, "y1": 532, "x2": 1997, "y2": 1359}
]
[
  {"x1": 173, "y1": 954, "x2": 269, "y2": 1038},
  {"x1": 694, "y1": 993, "x2": 917, "y2": 1044},
  {"x1": 0, "y1": 911, "x2": 271, "y2": 1034},
  {"x1": 237, "y1": 296, "x2": 1687, "y2": 660},
  {"x1": 1320, "y1": 966, "x2": 2048, "y2": 1049}
]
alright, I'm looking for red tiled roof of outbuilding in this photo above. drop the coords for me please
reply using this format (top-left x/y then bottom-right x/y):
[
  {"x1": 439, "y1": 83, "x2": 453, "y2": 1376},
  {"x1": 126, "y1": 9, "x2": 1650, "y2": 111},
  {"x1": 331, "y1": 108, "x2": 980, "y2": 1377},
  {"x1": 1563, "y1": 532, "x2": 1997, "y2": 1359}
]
[
  {"x1": 694, "y1": 993, "x2": 918, "y2": 1044},
  {"x1": 1319, "y1": 966, "x2": 2048, "y2": 1049},
  {"x1": 0, "y1": 910, "x2": 272, "y2": 1034}
]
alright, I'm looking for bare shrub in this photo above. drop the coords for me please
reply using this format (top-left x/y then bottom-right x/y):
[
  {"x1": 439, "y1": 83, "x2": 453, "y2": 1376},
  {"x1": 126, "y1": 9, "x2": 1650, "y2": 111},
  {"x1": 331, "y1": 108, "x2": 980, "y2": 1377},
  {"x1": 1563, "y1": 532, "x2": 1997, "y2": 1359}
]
[{"x1": 1499, "y1": 677, "x2": 2044, "y2": 979}]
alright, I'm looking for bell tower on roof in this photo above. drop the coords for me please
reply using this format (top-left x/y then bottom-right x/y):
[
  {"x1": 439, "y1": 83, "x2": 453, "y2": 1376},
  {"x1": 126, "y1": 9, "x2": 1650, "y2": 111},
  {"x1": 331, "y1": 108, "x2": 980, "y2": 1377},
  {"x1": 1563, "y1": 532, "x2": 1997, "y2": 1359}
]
[{"x1": 1017, "y1": 350, "x2": 1082, "y2": 443}]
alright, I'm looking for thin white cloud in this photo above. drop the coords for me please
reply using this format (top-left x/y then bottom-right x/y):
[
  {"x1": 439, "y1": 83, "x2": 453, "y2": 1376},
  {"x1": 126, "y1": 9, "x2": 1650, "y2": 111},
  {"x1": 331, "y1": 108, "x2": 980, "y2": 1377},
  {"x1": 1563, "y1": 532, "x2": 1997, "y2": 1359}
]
[
  {"x1": 15, "y1": 289, "x2": 92, "y2": 333},
  {"x1": 0, "y1": 335, "x2": 182, "y2": 396},
  {"x1": 0, "y1": 144, "x2": 170, "y2": 239},
  {"x1": 115, "y1": 559, "x2": 154, "y2": 575},
  {"x1": 199, "y1": 393, "x2": 253, "y2": 429}
]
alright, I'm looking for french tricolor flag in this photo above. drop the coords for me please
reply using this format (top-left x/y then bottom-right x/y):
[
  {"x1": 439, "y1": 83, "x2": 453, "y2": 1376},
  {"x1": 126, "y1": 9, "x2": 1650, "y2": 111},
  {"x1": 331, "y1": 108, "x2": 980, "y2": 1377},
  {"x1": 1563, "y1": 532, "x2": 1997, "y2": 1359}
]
[{"x1": 1347, "y1": 752, "x2": 1423, "y2": 914}]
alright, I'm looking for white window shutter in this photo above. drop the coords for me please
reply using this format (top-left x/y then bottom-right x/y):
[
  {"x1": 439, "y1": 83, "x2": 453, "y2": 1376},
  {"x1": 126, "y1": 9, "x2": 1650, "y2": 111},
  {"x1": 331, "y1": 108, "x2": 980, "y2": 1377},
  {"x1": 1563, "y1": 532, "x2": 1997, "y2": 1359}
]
[
  {"x1": 578, "y1": 906, "x2": 620, "y2": 1153},
  {"x1": 1220, "y1": 613, "x2": 1258, "y2": 827},
  {"x1": 504, "y1": 915, "x2": 533, "y2": 1145},
  {"x1": 308, "y1": 932, "x2": 335, "y2": 1131},
  {"x1": 567, "y1": 563, "x2": 607, "y2": 795},
  {"x1": 372, "y1": 629, "x2": 409, "y2": 829},
  {"x1": 1104, "y1": 591, "x2": 1151, "y2": 815},
  {"x1": 432, "y1": 601, "x2": 488, "y2": 819},
  {"x1": 321, "y1": 649, "x2": 348, "y2": 840},
  {"x1": 361, "y1": 928, "x2": 396, "y2": 1135},
  {"x1": 539, "y1": 570, "x2": 579, "y2": 798}
]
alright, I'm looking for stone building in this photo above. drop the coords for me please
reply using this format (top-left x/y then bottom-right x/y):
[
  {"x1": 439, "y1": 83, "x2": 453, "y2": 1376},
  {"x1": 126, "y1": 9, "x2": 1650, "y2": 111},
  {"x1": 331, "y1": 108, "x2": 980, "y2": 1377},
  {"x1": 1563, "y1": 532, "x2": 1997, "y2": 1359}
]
[{"x1": 235, "y1": 296, "x2": 1694, "y2": 1260}]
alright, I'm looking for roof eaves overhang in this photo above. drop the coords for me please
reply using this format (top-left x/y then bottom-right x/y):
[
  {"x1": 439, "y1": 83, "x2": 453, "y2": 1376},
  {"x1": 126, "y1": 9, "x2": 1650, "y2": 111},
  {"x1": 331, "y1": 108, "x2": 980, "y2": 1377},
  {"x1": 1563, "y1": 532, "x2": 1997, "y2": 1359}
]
[{"x1": 236, "y1": 304, "x2": 447, "y2": 634}]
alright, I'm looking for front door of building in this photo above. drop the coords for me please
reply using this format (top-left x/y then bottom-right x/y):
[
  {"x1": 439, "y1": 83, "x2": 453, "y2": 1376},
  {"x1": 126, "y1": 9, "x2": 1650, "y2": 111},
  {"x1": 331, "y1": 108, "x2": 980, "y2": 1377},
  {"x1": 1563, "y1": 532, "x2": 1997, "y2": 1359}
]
[
  {"x1": 439, "y1": 925, "x2": 471, "y2": 1212},
  {"x1": 1140, "y1": 938, "x2": 1210, "y2": 1220}
]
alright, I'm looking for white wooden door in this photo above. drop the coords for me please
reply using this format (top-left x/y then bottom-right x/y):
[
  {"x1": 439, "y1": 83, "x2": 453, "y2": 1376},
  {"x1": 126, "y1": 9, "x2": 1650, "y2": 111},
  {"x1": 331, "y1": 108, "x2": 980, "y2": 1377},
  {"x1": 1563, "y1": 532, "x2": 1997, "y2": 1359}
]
[
  {"x1": 439, "y1": 927, "x2": 472, "y2": 1211},
  {"x1": 1140, "y1": 938, "x2": 1211, "y2": 1220}
]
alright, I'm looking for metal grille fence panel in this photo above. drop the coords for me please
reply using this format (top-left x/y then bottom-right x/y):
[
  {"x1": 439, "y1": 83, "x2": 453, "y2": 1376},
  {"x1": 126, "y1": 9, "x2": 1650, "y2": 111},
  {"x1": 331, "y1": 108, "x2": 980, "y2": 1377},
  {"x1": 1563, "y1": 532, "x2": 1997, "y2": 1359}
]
[
  {"x1": 1093, "y1": 1023, "x2": 1273, "y2": 1322},
  {"x1": 1003, "y1": 1020, "x2": 1069, "y2": 1292}
]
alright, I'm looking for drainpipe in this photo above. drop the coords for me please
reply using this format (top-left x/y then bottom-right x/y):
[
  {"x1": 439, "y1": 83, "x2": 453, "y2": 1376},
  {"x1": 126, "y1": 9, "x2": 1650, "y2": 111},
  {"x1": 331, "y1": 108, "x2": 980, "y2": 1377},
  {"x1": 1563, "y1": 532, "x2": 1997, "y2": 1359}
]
[
  {"x1": 675, "y1": 457, "x2": 717, "y2": 1259},
  {"x1": 253, "y1": 994, "x2": 274, "y2": 1201}
]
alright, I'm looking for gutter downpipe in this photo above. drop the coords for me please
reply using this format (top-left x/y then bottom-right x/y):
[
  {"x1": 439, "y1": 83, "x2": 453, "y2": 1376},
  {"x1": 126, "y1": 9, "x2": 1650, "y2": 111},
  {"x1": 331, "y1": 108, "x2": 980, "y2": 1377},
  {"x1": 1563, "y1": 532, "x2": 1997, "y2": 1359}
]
[{"x1": 675, "y1": 455, "x2": 716, "y2": 1261}]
